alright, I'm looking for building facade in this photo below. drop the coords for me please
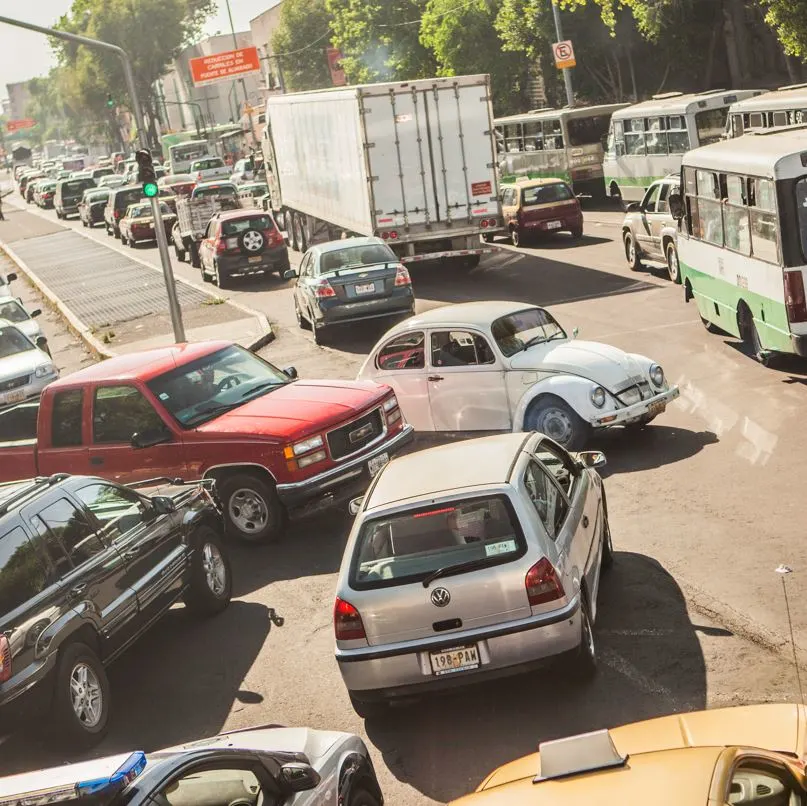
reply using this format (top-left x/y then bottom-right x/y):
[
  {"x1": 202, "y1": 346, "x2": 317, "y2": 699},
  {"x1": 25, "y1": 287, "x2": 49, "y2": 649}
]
[
  {"x1": 250, "y1": 1, "x2": 286, "y2": 94},
  {"x1": 5, "y1": 81, "x2": 32, "y2": 121}
]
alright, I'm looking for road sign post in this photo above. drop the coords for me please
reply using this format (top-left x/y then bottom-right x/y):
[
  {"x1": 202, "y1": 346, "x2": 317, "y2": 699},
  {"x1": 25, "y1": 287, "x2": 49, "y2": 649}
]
[{"x1": 549, "y1": 0, "x2": 575, "y2": 107}]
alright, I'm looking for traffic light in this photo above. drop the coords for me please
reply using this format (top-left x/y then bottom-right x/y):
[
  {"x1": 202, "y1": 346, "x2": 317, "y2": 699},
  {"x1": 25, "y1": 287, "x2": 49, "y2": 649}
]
[
  {"x1": 135, "y1": 148, "x2": 158, "y2": 198},
  {"x1": 106, "y1": 94, "x2": 114, "y2": 108}
]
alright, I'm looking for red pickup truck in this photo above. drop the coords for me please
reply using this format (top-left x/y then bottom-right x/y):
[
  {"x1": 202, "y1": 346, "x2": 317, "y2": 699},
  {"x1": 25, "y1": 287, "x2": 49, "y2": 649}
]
[{"x1": 0, "y1": 340, "x2": 413, "y2": 543}]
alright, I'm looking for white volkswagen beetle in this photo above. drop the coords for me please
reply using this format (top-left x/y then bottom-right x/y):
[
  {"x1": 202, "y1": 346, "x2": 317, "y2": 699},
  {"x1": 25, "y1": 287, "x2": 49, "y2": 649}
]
[{"x1": 357, "y1": 301, "x2": 679, "y2": 449}]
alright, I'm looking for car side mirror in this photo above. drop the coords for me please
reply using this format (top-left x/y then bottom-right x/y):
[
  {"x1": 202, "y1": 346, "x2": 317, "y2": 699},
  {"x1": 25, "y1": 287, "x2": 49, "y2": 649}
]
[
  {"x1": 283, "y1": 269, "x2": 298, "y2": 280},
  {"x1": 30, "y1": 308, "x2": 42, "y2": 318},
  {"x1": 349, "y1": 496, "x2": 364, "y2": 515},
  {"x1": 578, "y1": 450, "x2": 606, "y2": 469},
  {"x1": 280, "y1": 763, "x2": 321, "y2": 793},
  {"x1": 283, "y1": 365, "x2": 298, "y2": 379},
  {"x1": 669, "y1": 192, "x2": 684, "y2": 221},
  {"x1": 572, "y1": 327, "x2": 579, "y2": 339},
  {"x1": 131, "y1": 428, "x2": 171, "y2": 449},
  {"x1": 149, "y1": 495, "x2": 176, "y2": 515},
  {"x1": 625, "y1": 202, "x2": 640, "y2": 213},
  {"x1": 6, "y1": 273, "x2": 17, "y2": 283},
  {"x1": 35, "y1": 336, "x2": 49, "y2": 351}
]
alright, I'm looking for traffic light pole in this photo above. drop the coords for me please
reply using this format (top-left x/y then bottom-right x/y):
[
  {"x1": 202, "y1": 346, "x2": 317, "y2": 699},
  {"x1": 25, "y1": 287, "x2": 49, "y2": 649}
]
[{"x1": 0, "y1": 14, "x2": 186, "y2": 343}]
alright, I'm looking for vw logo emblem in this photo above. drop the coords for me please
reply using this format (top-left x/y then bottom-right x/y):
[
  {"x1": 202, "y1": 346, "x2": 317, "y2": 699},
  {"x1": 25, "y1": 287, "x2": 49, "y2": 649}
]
[{"x1": 430, "y1": 587, "x2": 451, "y2": 607}]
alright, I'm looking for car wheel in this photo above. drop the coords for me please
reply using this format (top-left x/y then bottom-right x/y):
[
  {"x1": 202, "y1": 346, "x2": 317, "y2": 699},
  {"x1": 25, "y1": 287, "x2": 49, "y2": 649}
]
[
  {"x1": 189, "y1": 241, "x2": 201, "y2": 268},
  {"x1": 510, "y1": 227, "x2": 521, "y2": 248},
  {"x1": 218, "y1": 472, "x2": 286, "y2": 544},
  {"x1": 525, "y1": 395, "x2": 590, "y2": 451},
  {"x1": 120, "y1": 234, "x2": 127, "y2": 246},
  {"x1": 350, "y1": 789, "x2": 382, "y2": 806},
  {"x1": 129, "y1": 237, "x2": 137, "y2": 249},
  {"x1": 349, "y1": 692, "x2": 388, "y2": 720},
  {"x1": 312, "y1": 316, "x2": 327, "y2": 345},
  {"x1": 295, "y1": 298, "x2": 310, "y2": 330},
  {"x1": 212, "y1": 261, "x2": 230, "y2": 289},
  {"x1": 601, "y1": 516, "x2": 614, "y2": 570},
  {"x1": 174, "y1": 241, "x2": 186, "y2": 262},
  {"x1": 624, "y1": 231, "x2": 642, "y2": 271},
  {"x1": 665, "y1": 241, "x2": 681, "y2": 284},
  {"x1": 567, "y1": 596, "x2": 598, "y2": 681},
  {"x1": 482, "y1": 232, "x2": 494, "y2": 243},
  {"x1": 571, "y1": 224, "x2": 583, "y2": 239},
  {"x1": 82, "y1": 219, "x2": 87, "y2": 227},
  {"x1": 52, "y1": 642, "x2": 110, "y2": 747},
  {"x1": 183, "y1": 527, "x2": 232, "y2": 616}
]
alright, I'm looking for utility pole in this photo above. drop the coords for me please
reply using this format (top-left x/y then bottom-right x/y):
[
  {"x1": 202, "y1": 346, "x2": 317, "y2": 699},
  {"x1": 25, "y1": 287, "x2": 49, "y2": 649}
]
[
  {"x1": 224, "y1": 0, "x2": 256, "y2": 147},
  {"x1": 550, "y1": 0, "x2": 575, "y2": 107},
  {"x1": 0, "y1": 14, "x2": 186, "y2": 343}
]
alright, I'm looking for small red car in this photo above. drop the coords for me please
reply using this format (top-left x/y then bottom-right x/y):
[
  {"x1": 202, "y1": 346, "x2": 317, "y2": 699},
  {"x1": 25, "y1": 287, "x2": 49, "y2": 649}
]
[
  {"x1": 498, "y1": 178, "x2": 583, "y2": 247},
  {"x1": 0, "y1": 341, "x2": 413, "y2": 543}
]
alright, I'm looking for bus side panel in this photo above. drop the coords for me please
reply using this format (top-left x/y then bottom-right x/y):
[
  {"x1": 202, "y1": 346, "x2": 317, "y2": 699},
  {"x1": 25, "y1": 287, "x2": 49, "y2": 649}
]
[
  {"x1": 603, "y1": 154, "x2": 682, "y2": 203},
  {"x1": 679, "y1": 237, "x2": 791, "y2": 352}
]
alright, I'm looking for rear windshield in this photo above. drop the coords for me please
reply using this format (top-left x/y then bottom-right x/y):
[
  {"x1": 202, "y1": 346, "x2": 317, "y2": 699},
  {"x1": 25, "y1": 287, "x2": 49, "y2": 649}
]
[
  {"x1": 243, "y1": 184, "x2": 268, "y2": 195},
  {"x1": 115, "y1": 188, "x2": 145, "y2": 208},
  {"x1": 320, "y1": 244, "x2": 396, "y2": 272},
  {"x1": 62, "y1": 179, "x2": 95, "y2": 194},
  {"x1": 222, "y1": 215, "x2": 273, "y2": 235},
  {"x1": 86, "y1": 191, "x2": 109, "y2": 203},
  {"x1": 0, "y1": 300, "x2": 28, "y2": 323},
  {"x1": 350, "y1": 495, "x2": 525, "y2": 589},
  {"x1": 567, "y1": 114, "x2": 611, "y2": 147},
  {"x1": 522, "y1": 183, "x2": 574, "y2": 206},
  {"x1": 194, "y1": 185, "x2": 237, "y2": 200},
  {"x1": 193, "y1": 158, "x2": 224, "y2": 170}
]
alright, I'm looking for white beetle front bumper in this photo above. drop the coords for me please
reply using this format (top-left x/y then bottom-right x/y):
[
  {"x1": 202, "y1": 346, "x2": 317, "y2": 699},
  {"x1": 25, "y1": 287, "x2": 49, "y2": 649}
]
[{"x1": 589, "y1": 386, "x2": 680, "y2": 427}]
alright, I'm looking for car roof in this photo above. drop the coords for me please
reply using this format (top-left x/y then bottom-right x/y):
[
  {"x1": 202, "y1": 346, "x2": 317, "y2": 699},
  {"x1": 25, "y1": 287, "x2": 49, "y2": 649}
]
[
  {"x1": 392, "y1": 300, "x2": 534, "y2": 330},
  {"x1": 510, "y1": 178, "x2": 569, "y2": 188},
  {"x1": 196, "y1": 181, "x2": 236, "y2": 189},
  {"x1": 215, "y1": 207, "x2": 267, "y2": 221},
  {"x1": 0, "y1": 296, "x2": 22, "y2": 306},
  {"x1": 366, "y1": 433, "x2": 532, "y2": 510},
  {"x1": 316, "y1": 236, "x2": 385, "y2": 254},
  {"x1": 49, "y1": 340, "x2": 233, "y2": 385}
]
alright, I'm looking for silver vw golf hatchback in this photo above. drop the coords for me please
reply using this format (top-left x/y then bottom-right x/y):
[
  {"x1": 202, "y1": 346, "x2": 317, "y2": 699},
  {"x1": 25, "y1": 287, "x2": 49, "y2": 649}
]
[{"x1": 334, "y1": 431, "x2": 613, "y2": 717}]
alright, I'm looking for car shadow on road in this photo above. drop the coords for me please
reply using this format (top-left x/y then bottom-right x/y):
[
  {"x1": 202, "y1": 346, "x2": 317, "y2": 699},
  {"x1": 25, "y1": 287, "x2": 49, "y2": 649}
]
[
  {"x1": 0, "y1": 600, "x2": 273, "y2": 776},
  {"x1": 364, "y1": 551, "x2": 707, "y2": 804},
  {"x1": 591, "y1": 424, "x2": 719, "y2": 476}
]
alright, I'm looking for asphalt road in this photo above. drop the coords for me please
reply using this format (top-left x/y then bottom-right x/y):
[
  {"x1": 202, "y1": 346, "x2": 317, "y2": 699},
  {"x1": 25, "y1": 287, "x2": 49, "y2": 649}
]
[{"x1": 2, "y1": 188, "x2": 807, "y2": 805}]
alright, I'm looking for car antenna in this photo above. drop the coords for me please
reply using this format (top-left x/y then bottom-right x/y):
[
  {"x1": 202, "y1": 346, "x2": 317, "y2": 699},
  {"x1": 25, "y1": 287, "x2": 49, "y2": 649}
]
[{"x1": 775, "y1": 565, "x2": 805, "y2": 708}]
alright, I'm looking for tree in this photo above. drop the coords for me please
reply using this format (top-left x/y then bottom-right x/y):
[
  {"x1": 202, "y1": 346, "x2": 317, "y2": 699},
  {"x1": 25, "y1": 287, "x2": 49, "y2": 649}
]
[{"x1": 271, "y1": 0, "x2": 334, "y2": 92}]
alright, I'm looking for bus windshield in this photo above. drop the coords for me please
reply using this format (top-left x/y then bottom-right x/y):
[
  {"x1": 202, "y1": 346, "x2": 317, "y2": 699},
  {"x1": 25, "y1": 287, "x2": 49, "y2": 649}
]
[
  {"x1": 171, "y1": 142, "x2": 209, "y2": 162},
  {"x1": 567, "y1": 115, "x2": 611, "y2": 147}
]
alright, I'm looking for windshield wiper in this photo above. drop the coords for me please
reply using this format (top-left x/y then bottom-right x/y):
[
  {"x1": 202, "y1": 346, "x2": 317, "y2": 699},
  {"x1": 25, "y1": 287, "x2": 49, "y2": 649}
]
[
  {"x1": 239, "y1": 381, "x2": 284, "y2": 399},
  {"x1": 422, "y1": 557, "x2": 493, "y2": 588},
  {"x1": 184, "y1": 402, "x2": 241, "y2": 426}
]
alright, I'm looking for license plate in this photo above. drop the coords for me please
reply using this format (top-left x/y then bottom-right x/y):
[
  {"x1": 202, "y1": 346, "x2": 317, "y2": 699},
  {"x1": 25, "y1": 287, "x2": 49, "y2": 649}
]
[
  {"x1": 545, "y1": 220, "x2": 562, "y2": 230},
  {"x1": 0, "y1": 389, "x2": 25, "y2": 406},
  {"x1": 430, "y1": 645, "x2": 480, "y2": 676},
  {"x1": 355, "y1": 283, "x2": 375, "y2": 295},
  {"x1": 647, "y1": 401, "x2": 666, "y2": 416},
  {"x1": 368, "y1": 452, "x2": 389, "y2": 476},
  {"x1": 248, "y1": 256, "x2": 263, "y2": 264}
]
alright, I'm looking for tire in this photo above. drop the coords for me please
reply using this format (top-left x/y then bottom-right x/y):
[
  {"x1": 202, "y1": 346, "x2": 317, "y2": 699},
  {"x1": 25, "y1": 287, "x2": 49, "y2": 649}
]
[
  {"x1": 624, "y1": 230, "x2": 642, "y2": 271},
  {"x1": 52, "y1": 642, "x2": 110, "y2": 747},
  {"x1": 183, "y1": 527, "x2": 232, "y2": 616},
  {"x1": 350, "y1": 789, "x2": 382, "y2": 806},
  {"x1": 295, "y1": 298, "x2": 310, "y2": 330},
  {"x1": 738, "y1": 303, "x2": 769, "y2": 365},
  {"x1": 524, "y1": 395, "x2": 590, "y2": 450},
  {"x1": 287, "y1": 210, "x2": 299, "y2": 252},
  {"x1": 174, "y1": 241, "x2": 186, "y2": 262},
  {"x1": 570, "y1": 225, "x2": 583, "y2": 239},
  {"x1": 312, "y1": 320, "x2": 327, "y2": 345},
  {"x1": 565, "y1": 596, "x2": 597, "y2": 681},
  {"x1": 293, "y1": 211, "x2": 308, "y2": 252},
  {"x1": 482, "y1": 233, "x2": 494, "y2": 243},
  {"x1": 349, "y1": 692, "x2": 388, "y2": 720},
  {"x1": 120, "y1": 234, "x2": 127, "y2": 246},
  {"x1": 82, "y1": 219, "x2": 88, "y2": 228},
  {"x1": 129, "y1": 238, "x2": 137, "y2": 249},
  {"x1": 218, "y1": 472, "x2": 286, "y2": 544},
  {"x1": 189, "y1": 241, "x2": 201, "y2": 268},
  {"x1": 212, "y1": 261, "x2": 230, "y2": 289},
  {"x1": 665, "y1": 240, "x2": 681, "y2": 284},
  {"x1": 510, "y1": 227, "x2": 522, "y2": 248},
  {"x1": 601, "y1": 516, "x2": 614, "y2": 570}
]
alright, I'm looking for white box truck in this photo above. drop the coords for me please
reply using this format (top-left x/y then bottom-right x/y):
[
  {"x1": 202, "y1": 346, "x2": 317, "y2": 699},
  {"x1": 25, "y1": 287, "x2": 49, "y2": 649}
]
[{"x1": 262, "y1": 74, "x2": 501, "y2": 269}]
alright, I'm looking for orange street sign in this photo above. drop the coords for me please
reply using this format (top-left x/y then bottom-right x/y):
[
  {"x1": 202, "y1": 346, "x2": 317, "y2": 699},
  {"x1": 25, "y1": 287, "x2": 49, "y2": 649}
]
[
  {"x1": 189, "y1": 46, "x2": 261, "y2": 87},
  {"x1": 6, "y1": 118, "x2": 36, "y2": 133},
  {"x1": 552, "y1": 40, "x2": 576, "y2": 70}
]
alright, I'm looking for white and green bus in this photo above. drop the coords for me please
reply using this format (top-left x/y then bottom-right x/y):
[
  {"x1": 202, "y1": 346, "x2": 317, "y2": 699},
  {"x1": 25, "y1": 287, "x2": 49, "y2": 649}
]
[
  {"x1": 494, "y1": 104, "x2": 628, "y2": 197},
  {"x1": 673, "y1": 127, "x2": 807, "y2": 363},
  {"x1": 726, "y1": 84, "x2": 807, "y2": 137},
  {"x1": 604, "y1": 89, "x2": 763, "y2": 204}
]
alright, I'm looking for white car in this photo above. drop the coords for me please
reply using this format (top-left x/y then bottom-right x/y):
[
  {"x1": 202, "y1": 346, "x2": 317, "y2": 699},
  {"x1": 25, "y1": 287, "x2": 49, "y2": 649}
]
[
  {"x1": 357, "y1": 301, "x2": 679, "y2": 449},
  {"x1": 0, "y1": 296, "x2": 47, "y2": 350},
  {"x1": 230, "y1": 157, "x2": 256, "y2": 184},
  {"x1": 190, "y1": 156, "x2": 231, "y2": 183},
  {"x1": 0, "y1": 319, "x2": 59, "y2": 409}
]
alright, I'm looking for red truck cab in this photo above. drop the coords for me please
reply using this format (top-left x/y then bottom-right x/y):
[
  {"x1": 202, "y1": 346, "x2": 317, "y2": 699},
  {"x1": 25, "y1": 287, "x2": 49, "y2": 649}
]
[{"x1": 0, "y1": 341, "x2": 413, "y2": 543}]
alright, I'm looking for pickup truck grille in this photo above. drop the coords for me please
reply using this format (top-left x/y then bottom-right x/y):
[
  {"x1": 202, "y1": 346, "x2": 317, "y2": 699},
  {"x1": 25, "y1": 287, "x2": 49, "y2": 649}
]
[
  {"x1": 0, "y1": 374, "x2": 30, "y2": 393},
  {"x1": 327, "y1": 408, "x2": 384, "y2": 460}
]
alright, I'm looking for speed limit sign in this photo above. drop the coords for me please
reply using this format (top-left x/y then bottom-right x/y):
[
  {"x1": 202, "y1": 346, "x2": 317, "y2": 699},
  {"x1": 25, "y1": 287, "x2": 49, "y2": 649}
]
[{"x1": 552, "y1": 40, "x2": 576, "y2": 69}]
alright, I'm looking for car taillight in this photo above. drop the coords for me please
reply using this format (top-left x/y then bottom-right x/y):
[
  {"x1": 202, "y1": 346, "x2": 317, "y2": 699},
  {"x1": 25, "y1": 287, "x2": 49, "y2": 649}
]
[
  {"x1": 394, "y1": 264, "x2": 411, "y2": 287},
  {"x1": 487, "y1": 218, "x2": 498, "y2": 228},
  {"x1": 266, "y1": 228, "x2": 284, "y2": 246},
  {"x1": 216, "y1": 238, "x2": 227, "y2": 254},
  {"x1": 785, "y1": 271, "x2": 807, "y2": 323},
  {"x1": 525, "y1": 557, "x2": 565, "y2": 606},
  {"x1": 315, "y1": 279, "x2": 336, "y2": 298},
  {"x1": 381, "y1": 230, "x2": 399, "y2": 240},
  {"x1": 334, "y1": 597, "x2": 366, "y2": 640},
  {"x1": 197, "y1": 173, "x2": 203, "y2": 181},
  {"x1": 114, "y1": 210, "x2": 122, "y2": 219},
  {"x1": 0, "y1": 634, "x2": 11, "y2": 683},
  {"x1": 480, "y1": 219, "x2": 489, "y2": 228}
]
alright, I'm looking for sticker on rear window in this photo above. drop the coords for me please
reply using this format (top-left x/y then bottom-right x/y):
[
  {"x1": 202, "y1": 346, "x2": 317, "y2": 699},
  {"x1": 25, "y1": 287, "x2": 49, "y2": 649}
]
[{"x1": 485, "y1": 539, "x2": 517, "y2": 557}]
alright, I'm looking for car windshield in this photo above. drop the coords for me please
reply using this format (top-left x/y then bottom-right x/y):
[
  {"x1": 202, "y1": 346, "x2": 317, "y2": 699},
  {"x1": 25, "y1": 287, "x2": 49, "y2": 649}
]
[
  {"x1": 128, "y1": 205, "x2": 150, "y2": 218},
  {"x1": 64, "y1": 180, "x2": 93, "y2": 194},
  {"x1": 147, "y1": 345, "x2": 290, "y2": 427},
  {"x1": 0, "y1": 325, "x2": 34, "y2": 357},
  {"x1": 222, "y1": 215, "x2": 273, "y2": 235},
  {"x1": 350, "y1": 495, "x2": 525, "y2": 589},
  {"x1": 194, "y1": 185, "x2": 237, "y2": 200},
  {"x1": 491, "y1": 307, "x2": 567, "y2": 356},
  {"x1": 320, "y1": 244, "x2": 396, "y2": 273},
  {"x1": 194, "y1": 158, "x2": 224, "y2": 170},
  {"x1": 522, "y1": 183, "x2": 574, "y2": 206},
  {"x1": 0, "y1": 301, "x2": 29, "y2": 323},
  {"x1": 244, "y1": 184, "x2": 268, "y2": 195}
]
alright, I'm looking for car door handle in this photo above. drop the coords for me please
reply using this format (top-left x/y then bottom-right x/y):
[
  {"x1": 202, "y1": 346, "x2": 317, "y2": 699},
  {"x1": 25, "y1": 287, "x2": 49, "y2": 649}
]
[
  {"x1": 90, "y1": 456, "x2": 104, "y2": 466},
  {"x1": 582, "y1": 515, "x2": 589, "y2": 528},
  {"x1": 69, "y1": 583, "x2": 87, "y2": 598},
  {"x1": 428, "y1": 375, "x2": 444, "y2": 382}
]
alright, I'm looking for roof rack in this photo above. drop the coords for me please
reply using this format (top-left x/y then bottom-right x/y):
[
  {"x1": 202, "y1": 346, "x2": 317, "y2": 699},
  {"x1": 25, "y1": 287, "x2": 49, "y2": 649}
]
[
  {"x1": 651, "y1": 91, "x2": 684, "y2": 100},
  {"x1": 0, "y1": 473, "x2": 70, "y2": 517},
  {"x1": 695, "y1": 88, "x2": 727, "y2": 95},
  {"x1": 533, "y1": 729, "x2": 628, "y2": 783},
  {"x1": 126, "y1": 477, "x2": 186, "y2": 489}
]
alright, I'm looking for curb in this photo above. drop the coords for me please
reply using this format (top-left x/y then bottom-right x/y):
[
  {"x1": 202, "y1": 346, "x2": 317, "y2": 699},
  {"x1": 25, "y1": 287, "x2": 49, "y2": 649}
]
[{"x1": 0, "y1": 204, "x2": 275, "y2": 357}]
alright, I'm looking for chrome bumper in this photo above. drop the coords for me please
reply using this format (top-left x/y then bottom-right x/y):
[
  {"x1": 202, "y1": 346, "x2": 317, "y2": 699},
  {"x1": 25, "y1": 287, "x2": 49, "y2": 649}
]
[{"x1": 590, "y1": 386, "x2": 680, "y2": 427}]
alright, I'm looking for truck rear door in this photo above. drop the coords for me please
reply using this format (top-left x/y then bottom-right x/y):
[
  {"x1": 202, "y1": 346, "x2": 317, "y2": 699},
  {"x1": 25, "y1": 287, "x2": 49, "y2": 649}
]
[{"x1": 362, "y1": 78, "x2": 498, "y2": 230}]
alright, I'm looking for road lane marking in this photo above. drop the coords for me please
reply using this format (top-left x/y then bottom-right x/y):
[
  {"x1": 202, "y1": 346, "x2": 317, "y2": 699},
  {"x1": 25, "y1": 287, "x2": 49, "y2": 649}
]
[
  {"x1": 596, "y1": 319, "x2": 696, "y2": 340},
  {"x1": 601, "y1": 648, "x2": 680, "y2": 707}
]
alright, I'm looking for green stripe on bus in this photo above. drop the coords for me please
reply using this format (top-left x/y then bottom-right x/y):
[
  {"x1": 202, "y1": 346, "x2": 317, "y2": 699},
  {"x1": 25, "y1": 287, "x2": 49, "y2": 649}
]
[{"x1": 680, "y1": 260, "x2": 793, "y2": 353}]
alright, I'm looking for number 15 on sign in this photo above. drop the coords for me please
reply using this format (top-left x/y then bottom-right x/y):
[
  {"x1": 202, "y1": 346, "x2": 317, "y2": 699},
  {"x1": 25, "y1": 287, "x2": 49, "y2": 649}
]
[{"x1": 552, "y1": 40, "x2": 576, "y2": 70}]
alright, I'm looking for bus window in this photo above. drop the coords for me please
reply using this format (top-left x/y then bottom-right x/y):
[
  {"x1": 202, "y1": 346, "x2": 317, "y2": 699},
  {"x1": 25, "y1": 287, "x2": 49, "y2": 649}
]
[
  {"x1": 505, "y1": 124, "x2": 523, "y2": 153},
  {"x1": 723, "y1": 175, "x2": 750, "y2": 255},
  {"x1": 731, "y1": 114, "x2": 744, "y2": 137},
  {"x1": 748, "y1": 177, "x2": 779, "y2": 263},
  {"x1": 695, "y1": 107, "x2": 728, "y2": 146},
  {"x1": 773, "y1": 111, "x2": 788, "y2": 127},
  {"x1": 646, "y1": 118, "x2": 667, "y2": 155},
  {"x1": 543, "y1": 120, "x2": 563, "y2": 150},
  {"x1": 566, "y1": 115, "x2": 611, "y2": 147},
  {"x1": 624, "y1": 119, "x2": 646, "y2": 155},
  {"x1": 494, "y1": 128, "x2": 505, "y2": 155},
  {"x1": 749, "y1": 112, "x2": 764, "y2": 129},
  {"x1": 523, "y1": 121, "x2": 543, "y2": 151},
  {"x1": 695, "y1": 169, "x2": 723, "y2": 244},
  {"x1": 795, "y1": 178, "x2": 807, "y2": 260}
]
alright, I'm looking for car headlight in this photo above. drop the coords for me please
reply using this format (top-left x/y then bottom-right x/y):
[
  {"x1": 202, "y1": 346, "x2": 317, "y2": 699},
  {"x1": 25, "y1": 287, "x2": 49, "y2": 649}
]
[
  {"x1": 284, "y1": 434, "x2": 324, "y2": 458},
  {"x1": 649, "y1": 364, "x2": 664, "y2": 387},
  {"x1": 34, "y1": 364, "x2": 56, "y2": 378},
  {"x1": 383, "y1": 395, "x2": 399, "y2": 412},
  {"x1": 590, "y1": 386, "x2": 606, "y2": 408}
]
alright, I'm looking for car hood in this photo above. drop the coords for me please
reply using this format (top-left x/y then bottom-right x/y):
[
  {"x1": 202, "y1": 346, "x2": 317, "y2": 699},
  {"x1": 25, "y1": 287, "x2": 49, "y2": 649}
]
[
  {"x1": 508, "y1": 339, "x2": 646, "y2": 389},
  {"x1": 0, "y1": 348, "x2": 50, "y2": 378},
  {"x1": 11, "y1": 320, "x2": 41, "y2": 340},
  {"x1": 195, "y1": 379, "x2": 389, "y2": 441}
]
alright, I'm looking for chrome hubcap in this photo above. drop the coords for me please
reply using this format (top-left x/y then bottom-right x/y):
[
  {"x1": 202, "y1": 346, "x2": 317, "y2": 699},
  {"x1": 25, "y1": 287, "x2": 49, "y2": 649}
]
[
  {"x1": 202, "y1": 542, "x2": 226, "y2": 596},
  {"x1": 539, "y1": 407, "x2": 574, "y2": 446},
  {"x1": 70, "y1": 662, "x2": 102, "y2": 727},
  {"x1": 228, "y1": 488, "x2": 269, "y2": 534},
  {"x1": 668, "y1": 249, "x2": 678, "y2": 277},
  {"x1": 626, "y1": 237, "x2": 634, "y2": 262}
]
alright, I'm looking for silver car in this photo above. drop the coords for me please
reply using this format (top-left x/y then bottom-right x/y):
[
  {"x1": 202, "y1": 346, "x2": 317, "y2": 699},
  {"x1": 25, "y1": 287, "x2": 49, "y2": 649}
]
[
  {"x1": 621, "y1": 174, "x2": 681, "y2": 283},
  {"x1": 0, "y1": 296, "x2": 46, "y2": 349},
  {"x1": 334, "y1": 431, "x2": 611, "y2": 718},
  {"x1": 0, "y1": 319, "x2": 59, "y2": 409}
]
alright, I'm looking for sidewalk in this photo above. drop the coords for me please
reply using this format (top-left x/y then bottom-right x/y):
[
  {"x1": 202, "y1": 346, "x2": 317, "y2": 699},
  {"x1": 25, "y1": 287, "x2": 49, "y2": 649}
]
[{"x1": 0, "y1": 196, "x2": 273, "y2": 358}]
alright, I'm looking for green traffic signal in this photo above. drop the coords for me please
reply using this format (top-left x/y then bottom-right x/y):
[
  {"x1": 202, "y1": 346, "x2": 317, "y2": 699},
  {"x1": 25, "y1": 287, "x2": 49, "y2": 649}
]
[
  {"x1": 143, "y1": 182, "x2": 158, "y2": 198},
  {"x1": 106, "y1": 94, "x2": 114, "y2": 108}
]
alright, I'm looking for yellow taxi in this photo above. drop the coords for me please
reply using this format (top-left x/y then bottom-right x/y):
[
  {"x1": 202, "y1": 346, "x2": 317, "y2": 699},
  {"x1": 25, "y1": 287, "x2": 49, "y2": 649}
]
[{"x1": 451, "y1": 704, "x2": 807, "y2": 806}]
